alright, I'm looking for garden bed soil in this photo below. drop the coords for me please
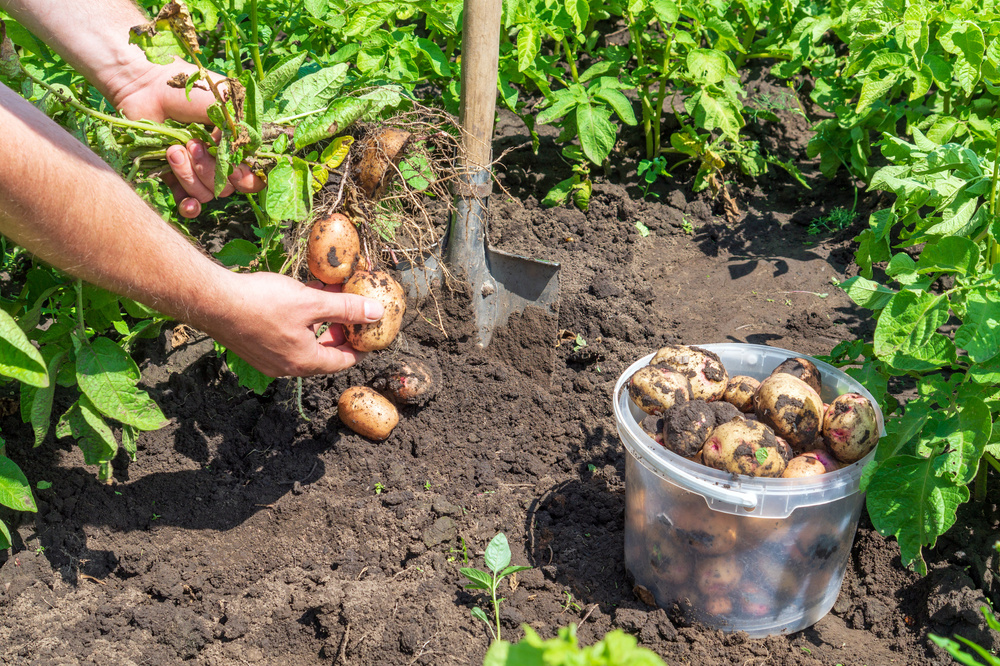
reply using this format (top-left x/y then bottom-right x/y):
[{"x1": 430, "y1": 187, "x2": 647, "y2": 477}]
[{"x1": 2, "y1": 73, "x2": 1000, "y2": 665}]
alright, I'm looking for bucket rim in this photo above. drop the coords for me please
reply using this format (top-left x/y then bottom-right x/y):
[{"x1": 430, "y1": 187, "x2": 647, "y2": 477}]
[{"x1": 613, "y1": 343, "x2": 882, "y2": 516}]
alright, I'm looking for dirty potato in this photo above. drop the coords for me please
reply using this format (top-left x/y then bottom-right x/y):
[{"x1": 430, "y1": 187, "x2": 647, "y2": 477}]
[
  {"x1": 627, "y1": 365, "x2": 692, "y2": 415},
  {"x1": 651, "y1": 345, "x2": 729, "y2": 401},
  {"x1": 341, "y1": 270, "x2": 406, "y2": 351},
  {"x1": 754, "y1": 373, "x2": 824, "y2": 450}
]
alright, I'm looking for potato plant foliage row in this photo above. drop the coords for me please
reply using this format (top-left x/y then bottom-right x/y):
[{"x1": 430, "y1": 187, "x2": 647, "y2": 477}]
[{"x1": 0, "y1": 0, "x2": 432, "y2": 546}]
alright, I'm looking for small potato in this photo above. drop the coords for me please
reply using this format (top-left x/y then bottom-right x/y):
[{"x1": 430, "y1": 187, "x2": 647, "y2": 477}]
[
  {"x1": 306, "y1": 212, "x2": 360, "y2": 285},
  {"x1": 737, "y1": 583, "x2": 773, "y2": 618},
  {"x1": 666, "y1": 504, "x2": 739, "y2": 555},
  {"x1": 770, "y1": 357, "x2": 823, "y2": 394},
  {"x1": 702, "y1": 418, "x2": 788, "y2": 477},
  {"x1": 790, "y1": 521, "x2": 842, "y2": 564},
  {"x1": 639, "y1": 414, "x2": 665, "y2": 446},
  {"x1": 703, "y1": 594, "x2": 734, "y2": 616},
  {"x1": 355, "y1": 128, "x2": 413, "y2": 198},
  {"x1": 651, "y1": 345, "x2": 729, "y2": 401},
  {"x1": 662, "y1": 400, "x2": 717, "y2": 458},
  {"x1": 647, "y1": 530, "x2": 693, "y2": 585},
  {"x1": 799, "y1": 449, "x2": 841, "y2": 473},
  {"x1": 342, "y1": 270, "x2": 406, "y2": 351},
  {"x1": 338, "y1": 386, "x2": 399, "y2": 441},
  {"x1": 755, "y1": 373, "x2": 824, "y2": 450},
  {"x1": 695, "y1": 555, "x2": 742, "y2": 596},
  {"x1": 371, "y1": 357, "x2": 439, "y2": 406},
  {"x1": 627, "y1": 365, "x2": 692, "y2": 415},
  {"x1": 823, "y1": 393, "x2": 880, "y2": 463},
  {"x1": 782, "y1": 453, "x2": 829, "y2": 478},
  {"x1": 723, "y1": 375, "x2": 760, "y2": 413}
]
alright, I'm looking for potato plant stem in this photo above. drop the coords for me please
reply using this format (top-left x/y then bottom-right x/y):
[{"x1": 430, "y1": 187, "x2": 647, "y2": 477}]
[
  {"x1": 24, "y1": 72, "x2": 194, "y2": 144},
  {"x1": 652, "y1": 16, "x2": 681, "y2": 157},
  {"x1": 560, "y1": 37, "x2": 580, "y2": 84},
  {"x1": 249, "y1": 0, "x2": 266, "y2": 82},
  {"x1": 491, "y1": 579, "x2": 502, "y2": 642},
  {"x1": 75, "y1": 279, "x2": 86, "y2": 338}
]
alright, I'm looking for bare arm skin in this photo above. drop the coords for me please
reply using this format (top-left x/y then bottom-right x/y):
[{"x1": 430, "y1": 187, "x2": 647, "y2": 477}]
[
  {"x1": 0, "y1": 84, "x2": 383, "y2": 377},
  {"x1": 1, "y1": 0, "x2": 264, "y2": 217}
]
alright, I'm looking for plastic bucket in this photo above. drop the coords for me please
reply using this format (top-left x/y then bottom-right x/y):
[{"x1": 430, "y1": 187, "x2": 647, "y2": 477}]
[{"x1": 613, "y1": 343, "x2": 885, "y2": 637}]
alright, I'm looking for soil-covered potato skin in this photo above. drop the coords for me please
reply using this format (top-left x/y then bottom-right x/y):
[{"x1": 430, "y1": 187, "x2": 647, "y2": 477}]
[
  {"x1": 755, "y1": 373, "x2": 824, "y2": 451},
  {"x1": 770, "y1": 357, "x2": 823, "y2": 394},
  {"x1": 639, "y1": 414, "x2": 665, "y2": 445},
  {"x1": 702, "y1": 418, "x2": 788, "y2": 477},
  {"x1": 627, "y1": 365, "x2": 692, "y2": 415},
  {"x1": 342, "y1": 270, "x2": 406, "y2": 352},
  {"x1": 370, "y1": 357, "x2": 439, "y2": 406},
  {"x1": 823, "y1": 392, "x2": 880, "y2": 463},
  {"x1": 661, "y1": 400, "x2": 718, "y2": 457},
  {"x1": 723, "y1": 375, "x2": 760, "y2": 412},
  {"x1": 651, "y1": 345, "x2": 729, "y2": 401}
]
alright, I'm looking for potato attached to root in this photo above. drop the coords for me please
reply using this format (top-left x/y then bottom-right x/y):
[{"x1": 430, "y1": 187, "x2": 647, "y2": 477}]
[
  {"x1": 651, "y1": 345, "x2": 729, "y2": 401},
  {"x1": 338, "y1": 386, "x2": 399, "y2": 441},
  {"x1": 342, "y1": 269, "x2": 406, "y2": 351},
  {"x1": 307, "y1": 212, "x2": 360, "y2": 285},
  {"x1": 354, "y1": 128, "x2": 413, "y2": 199}
]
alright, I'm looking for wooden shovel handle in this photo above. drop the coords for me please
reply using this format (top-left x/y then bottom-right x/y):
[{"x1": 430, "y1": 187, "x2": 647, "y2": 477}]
[{"x1": 459, "y1": 0, "x2": 502, "y2": 172}]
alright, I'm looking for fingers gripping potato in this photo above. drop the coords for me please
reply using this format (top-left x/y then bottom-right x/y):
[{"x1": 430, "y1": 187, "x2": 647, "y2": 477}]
[
  {"x1": 342, "y1": 270, "x2": 406, "y2": 352},
  {"x1": 754, "y1": 374, "x2": 824, "y2": 450},
  {"x1": 627, "y1": 365, "x2": 692, "y2": 415},
  {"x1": 651, "y1": 345, "x2": 729, "y2": 401},
  {"x1": 822, "y1": 393, "x2": 880, "y2": 463}
]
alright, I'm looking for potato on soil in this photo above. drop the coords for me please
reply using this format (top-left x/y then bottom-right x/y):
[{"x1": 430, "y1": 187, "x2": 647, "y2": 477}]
[
  {"x1": 338, "y1": 386, "x2": 399, "y2": 441},
  {"x1": 354, "y1": 128, "x2": 413, "y2": 198},
  {"x1": 665, "y1": 505, "x2": 739, "y2": 555},
  {"x1": 822, "y1": 392, "x2": 880, "y2": 463},
  {"x1": 754, "y1": 373, "x2": 824, "y2": 450},
  {"x1": 701, "y1": 418, "x2": 788, "y2": 477},
  {"x1": 627, "y1": 365, "x2": 691, "y2": 415},
  {"x1": 371, "y1": 357, "x2": 439, "y2": 406},
  {"x1": 306, "y1": 212, "x2": 360, "y2": 285},
  {"x1": 723, "y1": 375, "x2": 760, "y2": 413},
  {"x1": 342, "y1": 270, "x2": 406, "y2": 352},
  {"x1": 651, "y1": 345, "x2": 729, "y2": 401},
  {"x1": 770, "y1": 357, "x2": 823, "y2": 394}
]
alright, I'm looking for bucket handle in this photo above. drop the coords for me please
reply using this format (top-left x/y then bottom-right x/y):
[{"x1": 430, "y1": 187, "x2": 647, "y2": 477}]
[{"x1": 634, "y1": 441, "x2": 759, "y2": 510}]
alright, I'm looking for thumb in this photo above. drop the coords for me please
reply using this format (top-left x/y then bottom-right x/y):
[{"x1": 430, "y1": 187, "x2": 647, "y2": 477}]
[{"x1": 312, "y1": 292, "x2": 384, "y2": 325}]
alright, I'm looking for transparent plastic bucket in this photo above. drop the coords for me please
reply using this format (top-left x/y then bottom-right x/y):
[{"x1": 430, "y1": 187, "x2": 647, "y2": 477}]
[{"x1": 613, "y1": 343, "x2": 885, "y2": 637}]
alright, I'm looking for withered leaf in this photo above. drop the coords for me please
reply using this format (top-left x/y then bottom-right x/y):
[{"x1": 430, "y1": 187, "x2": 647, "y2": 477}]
[
  {"x1": 154, "y1": 2, "x2": 201, "y2": 55},
  {"x1": 166, "y1": 73, "x2": 188, "y2": 88}
]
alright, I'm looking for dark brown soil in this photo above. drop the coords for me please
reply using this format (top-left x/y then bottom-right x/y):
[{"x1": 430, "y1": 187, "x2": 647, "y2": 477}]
[{"x1": 2, "y1": 71, "x2": 999, "y2": 665}]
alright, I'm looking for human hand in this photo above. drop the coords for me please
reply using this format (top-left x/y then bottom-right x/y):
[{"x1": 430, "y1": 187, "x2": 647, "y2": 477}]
[
  {"x1": 109, "y1": 57, "x2": 264, "y2": 218},
  {"x1": 202, "y1": 272, "x2": 386, "y2": 378}
]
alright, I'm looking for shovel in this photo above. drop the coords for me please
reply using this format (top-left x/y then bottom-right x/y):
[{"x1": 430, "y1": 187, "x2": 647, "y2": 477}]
[{"x1": 397, "y1": 0, "x2": 560, "y2": 347}]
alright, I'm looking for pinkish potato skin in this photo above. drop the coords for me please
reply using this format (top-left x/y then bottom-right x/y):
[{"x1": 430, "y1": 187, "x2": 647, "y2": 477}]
[
  {"x1": 782, "y1": 453, "x2": 828, "y2": 478},
  {"x1": 651, "y1": 345, "x2": 729, "y2": 401},
  {"x1": 770, "y1": 357, "x2": 823, "y2": 394},
  {"x1": 755, "y1": 374, "x2": 824, "y2": 450},
  {"x1": 702, "y1": 418, "x2": 788, "y2": 477},
  {"x1": 823, "y1": 393, "x2": 880, "y2": 463},
  {"x1": 628, "y1": 365, "x2": 692, "y2": 415},
  {"x1": 371, "y1": 357, "x2": 439, "y2": 406},
  {"x1": 723, "y1": 375, "x2": 760, "y2": 413},
  {"x1": 695, "y1": 555, "x2": 742, "y2": 596},
  {"x1": 800, "y1": 448, "x2": 840, "y2": 473}
]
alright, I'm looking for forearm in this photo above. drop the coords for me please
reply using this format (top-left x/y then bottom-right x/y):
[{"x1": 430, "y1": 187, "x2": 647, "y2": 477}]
[
  {"x1": 0, "y1": 83, "x2": 234, "y2": 331},
  {"x1": 0, "y1": 0, "x2": 153, "y2": 105}
]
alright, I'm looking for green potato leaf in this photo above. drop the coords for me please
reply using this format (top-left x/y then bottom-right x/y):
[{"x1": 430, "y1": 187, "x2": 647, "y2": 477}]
[
  {"x1": 75, "y1": 336, "x2": 167, "y2": 431},
  {"x1": 0, "y1": 455, "x2": 37, "y2": 513},
  {"x1": 0, "y1": 307, "x2": 48, "y2": 387}
]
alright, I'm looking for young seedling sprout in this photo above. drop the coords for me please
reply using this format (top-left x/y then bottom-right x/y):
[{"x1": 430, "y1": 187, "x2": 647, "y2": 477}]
[{"x1": 460, "y1": 532, "x2": 532, "y2": 642}]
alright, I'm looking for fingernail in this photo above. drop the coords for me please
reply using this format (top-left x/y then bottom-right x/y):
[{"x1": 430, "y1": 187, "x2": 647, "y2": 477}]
[
  {"x1": 167, "y1": 149, "x2": 184, "y2": 166},
  {"x1": 364, "y1": 300, "x2": 385, "y2": 321}
]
